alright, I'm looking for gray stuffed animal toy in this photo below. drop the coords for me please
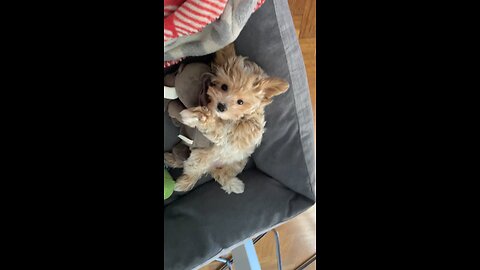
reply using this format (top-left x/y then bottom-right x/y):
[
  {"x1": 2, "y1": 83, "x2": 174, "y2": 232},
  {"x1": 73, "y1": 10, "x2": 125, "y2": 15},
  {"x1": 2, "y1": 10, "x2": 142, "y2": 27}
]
[{"x1": 164, "y1": 62, "x2": 213, "y2": 163}]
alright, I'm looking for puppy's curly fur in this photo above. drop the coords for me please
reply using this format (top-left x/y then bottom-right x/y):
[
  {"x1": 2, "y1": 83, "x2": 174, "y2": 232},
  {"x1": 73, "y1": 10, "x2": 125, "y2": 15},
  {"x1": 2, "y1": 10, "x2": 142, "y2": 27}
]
[{"x1": 165, "y1": 44, "x2": 289, "y2": 194}]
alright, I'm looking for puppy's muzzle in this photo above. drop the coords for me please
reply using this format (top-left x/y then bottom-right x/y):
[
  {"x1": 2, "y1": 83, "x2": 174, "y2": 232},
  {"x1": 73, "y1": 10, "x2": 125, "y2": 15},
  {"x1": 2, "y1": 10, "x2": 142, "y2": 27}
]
[{"x1": 217, "y1": 103, "x2": 227, "y2": 112}]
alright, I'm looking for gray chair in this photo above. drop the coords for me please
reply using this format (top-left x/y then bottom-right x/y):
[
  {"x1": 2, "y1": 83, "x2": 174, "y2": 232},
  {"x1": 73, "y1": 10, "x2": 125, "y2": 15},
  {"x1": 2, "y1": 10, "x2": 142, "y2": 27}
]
[{"x1": 164, "y1": 0, "x2": 316, "y2": 269}]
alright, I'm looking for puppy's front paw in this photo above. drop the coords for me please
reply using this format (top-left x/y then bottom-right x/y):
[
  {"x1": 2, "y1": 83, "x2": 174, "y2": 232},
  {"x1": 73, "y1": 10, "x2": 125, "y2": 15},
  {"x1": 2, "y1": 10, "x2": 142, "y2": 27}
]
[
  {"x1": 180, "y1": 108, "x2": 207, "y2": 128},
  {"x1": 221, "y1": 177, "x2": 245, "y2": 194}
]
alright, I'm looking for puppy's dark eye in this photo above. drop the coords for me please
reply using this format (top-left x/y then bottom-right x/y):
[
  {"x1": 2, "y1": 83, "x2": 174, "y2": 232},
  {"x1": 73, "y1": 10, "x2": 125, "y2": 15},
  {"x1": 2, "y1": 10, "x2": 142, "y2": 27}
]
[
  {"x1": 221, "y1": 84, "x2": 228, "y2": 91},
  {"x1": 237, "y1": 99, "x2": 244, "y2": 105},
  {"x1": 209, "y1": 82, "x2": 216, "y2": 87}
]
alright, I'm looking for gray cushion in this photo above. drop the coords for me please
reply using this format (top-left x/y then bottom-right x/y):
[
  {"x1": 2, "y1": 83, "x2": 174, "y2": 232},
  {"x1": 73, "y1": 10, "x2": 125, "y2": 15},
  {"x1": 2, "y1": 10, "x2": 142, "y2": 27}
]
[
  {"x1": 165, "y1": 169, "x2": 314, "y2": 270},
  {"x1": 164, "y1": 0, "x2": 316, "y2": 269},
  {"x1": 235, "y1": 0, "x2": 316, "y2": 201}
]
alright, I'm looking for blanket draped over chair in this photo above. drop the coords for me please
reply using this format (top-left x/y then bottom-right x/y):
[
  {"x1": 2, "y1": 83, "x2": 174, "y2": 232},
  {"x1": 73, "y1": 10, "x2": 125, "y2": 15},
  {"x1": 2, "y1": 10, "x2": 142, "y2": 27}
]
[{"x1": 163, "y1": 0, "x2": 265, "y2": 69}]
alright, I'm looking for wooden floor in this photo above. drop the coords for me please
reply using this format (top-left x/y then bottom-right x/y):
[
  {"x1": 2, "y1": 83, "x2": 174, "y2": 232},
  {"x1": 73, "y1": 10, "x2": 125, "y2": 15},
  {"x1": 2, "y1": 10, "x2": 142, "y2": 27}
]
[
  {"x1": 200, "y1": 1, "x2": 317, "y2": 269},
  {"x1": 290, "y1": 0, "x2": 316, "y2": 125}
]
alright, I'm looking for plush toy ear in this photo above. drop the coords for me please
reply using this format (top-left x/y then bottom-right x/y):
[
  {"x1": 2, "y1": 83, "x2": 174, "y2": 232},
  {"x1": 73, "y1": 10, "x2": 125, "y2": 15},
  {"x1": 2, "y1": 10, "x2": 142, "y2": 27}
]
[
  {"x1": 259, "y1": 77, "x2": 290, "y2": 106},
  {"x1": 213, "y1": 43, "x2": 237, "y2": 66}
]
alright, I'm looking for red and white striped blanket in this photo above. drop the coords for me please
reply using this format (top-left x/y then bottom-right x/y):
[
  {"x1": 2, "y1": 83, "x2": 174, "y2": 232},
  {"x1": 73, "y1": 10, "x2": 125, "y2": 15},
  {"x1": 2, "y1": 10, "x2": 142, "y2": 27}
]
[
  {"x1": 164, "y1": 0, "x2": 228, "y2": 42},
  {"x1": 163, "y1": 0, "x2": 265, "y2": 68}
]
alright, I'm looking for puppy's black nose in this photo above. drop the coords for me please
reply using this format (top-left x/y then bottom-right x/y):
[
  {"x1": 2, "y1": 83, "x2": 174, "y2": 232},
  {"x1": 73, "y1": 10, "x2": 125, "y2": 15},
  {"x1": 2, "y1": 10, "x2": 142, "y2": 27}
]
[{"x1": 217, "y1": 103, "x2": 227, "y2": 112}]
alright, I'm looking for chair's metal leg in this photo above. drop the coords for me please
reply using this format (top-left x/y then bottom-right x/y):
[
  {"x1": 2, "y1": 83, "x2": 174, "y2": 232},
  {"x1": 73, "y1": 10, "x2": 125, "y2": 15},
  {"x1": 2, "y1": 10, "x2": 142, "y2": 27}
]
[
  {"x1": 231, "y1": 239, "x2": 262, "y2": 270},
  {"x1": 272, "y1": 229, "x2": 282, "y2": 270},
  {"x1": 215, "y1": 258, "x2": 232, "y2": 270}
]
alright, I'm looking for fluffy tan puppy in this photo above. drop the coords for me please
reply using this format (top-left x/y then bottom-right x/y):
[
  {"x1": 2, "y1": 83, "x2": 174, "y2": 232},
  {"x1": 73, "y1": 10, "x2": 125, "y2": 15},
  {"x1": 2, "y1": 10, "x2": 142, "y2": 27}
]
[{"x1": 165, "y1": 44, "x2": 289, "y2": 194}]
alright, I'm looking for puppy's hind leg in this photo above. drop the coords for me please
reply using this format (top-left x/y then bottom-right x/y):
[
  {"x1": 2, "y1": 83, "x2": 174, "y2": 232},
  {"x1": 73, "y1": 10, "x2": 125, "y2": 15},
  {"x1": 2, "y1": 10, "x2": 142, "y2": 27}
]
[
  {"x1": 164, "y1": 152, "x2": 183, "y2": 168},
  {"x1": 174, "y1": 172, "x2": 203, "y2": 192},
  {"x1": 210, "y1": 159, "x2": 248, "y2": 194},
  {"x1": 174, "y1": 149, "x2": 210, "y2": 192},
  {"x1": 164, "y1": 143, "x2": 191, "y2": 168}
]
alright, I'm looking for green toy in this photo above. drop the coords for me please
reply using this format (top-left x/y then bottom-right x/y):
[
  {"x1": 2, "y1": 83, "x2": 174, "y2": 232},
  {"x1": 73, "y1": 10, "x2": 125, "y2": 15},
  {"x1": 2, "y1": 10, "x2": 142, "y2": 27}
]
[{"x1": 164, "y1": 168, "x2": 175, "y2": 200}]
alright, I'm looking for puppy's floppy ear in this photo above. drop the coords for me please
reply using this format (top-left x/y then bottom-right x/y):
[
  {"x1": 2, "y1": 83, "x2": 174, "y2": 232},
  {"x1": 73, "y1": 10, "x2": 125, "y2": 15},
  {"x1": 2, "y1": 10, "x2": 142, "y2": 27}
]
[
  {"x1": 201, "y1": 72, "x2": 214, "y2": 89},
  {"x1": 259, "y1": 77, "x2": 290, "y2": 106},
  {"x1": 214, "y1": 43, "x2": 237, "y2": 66}
]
